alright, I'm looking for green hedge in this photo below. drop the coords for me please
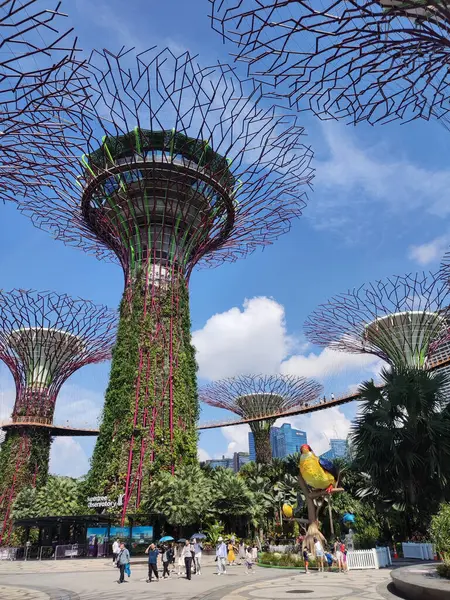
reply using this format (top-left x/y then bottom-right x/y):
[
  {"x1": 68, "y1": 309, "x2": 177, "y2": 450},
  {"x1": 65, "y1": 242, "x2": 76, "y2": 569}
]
[{"x1": 86, "y1": 269, "x2": 198, "y2": 512}]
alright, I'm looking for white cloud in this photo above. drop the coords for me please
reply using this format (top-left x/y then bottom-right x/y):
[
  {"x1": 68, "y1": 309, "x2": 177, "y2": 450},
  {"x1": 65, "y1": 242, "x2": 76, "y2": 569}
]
[
  {"x1": 280, "y1": 347, "x2": 382, "y2": 380},
  {"x1": 408, "y1": 235, "x2": 449, "y2": 266},
  {"x1": 49, "y1": 437, "x2": 89, "y2": 478},
  {"x1": 198, "y1": 447, "x2": 211, "y2": 462},
  {"x1": 278, "y1": 407, "x2": 353, "y2": 455},
  {"x1": 193, "y1": 297, "x2": 292, "y2": 380},
  {"x1": 220, "y1": 424, "x2": 251, "y2": 457},
  {"x1": 310, "y1": 123, "x2": 450, "y2": 235}
]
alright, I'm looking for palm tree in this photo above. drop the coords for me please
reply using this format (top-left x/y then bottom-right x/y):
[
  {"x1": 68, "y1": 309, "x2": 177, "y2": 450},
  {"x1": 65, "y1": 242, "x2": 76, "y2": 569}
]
[
  {"x1": 210, "y1": 468, "x2": 254, "y2": 532},
  {"x1": 351, "y1": 366, "x2": 450, "y2": 531},
  {"x1": 145, "y1": 464, "x2": 213, "y2": 532}
]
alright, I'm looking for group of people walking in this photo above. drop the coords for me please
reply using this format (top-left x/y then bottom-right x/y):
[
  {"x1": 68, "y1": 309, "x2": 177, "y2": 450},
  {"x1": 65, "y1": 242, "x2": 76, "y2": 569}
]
[
  {"x1": 112, "y1": 535, "x2": 259, "y2": 584},
  {"x1": 303, "y1": 537, "x2": 348, "y2": 573},
  {"x1": 145, "y1": 538, "x2": 203, "y2": 582},
  {"x1": 216, "y1": 537, "x2": 258, "y2": 575}
]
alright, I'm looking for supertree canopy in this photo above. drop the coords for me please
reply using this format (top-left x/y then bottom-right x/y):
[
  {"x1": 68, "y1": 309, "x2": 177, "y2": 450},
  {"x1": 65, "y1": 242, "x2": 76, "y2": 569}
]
[
  {"x1": 304, "y1": 272, "x2": 450, "y2": 368},
  {"x1": 210, "y1": 0, "x2": 450, "y2": 124},
  {"x1": 19, "y1": 46, "x2": 313, "y2": 520},
  {"x1": 199, "y1": 374, "x2": 323, "y2": 463},
  {"x1": 0, "y1": 289, "x2": 117, "y2": 543},
  {"x1": 1, "y1": 0, "x2": 90, "y2": 202}
]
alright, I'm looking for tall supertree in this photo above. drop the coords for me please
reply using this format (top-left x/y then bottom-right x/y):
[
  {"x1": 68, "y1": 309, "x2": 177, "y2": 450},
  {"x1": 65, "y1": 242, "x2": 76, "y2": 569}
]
[
  {"x1": 1, "y1": 0, "x2": 91, "y2": 202},
  {"x1": 18, "y1": 47, "x2": 314, "y2": 520},
  {"x1": 0, "y1": 289, "x2": 117, "y2": 543},
  {"x1": 210, "y1": 0, "x2": 450, "y2": 125},
  {"x1": 199, "y1": 375, "x2": 323, "y2": 463},
  {"x1": 304, "y1": 272, "x2": 450, "y2": 368}
]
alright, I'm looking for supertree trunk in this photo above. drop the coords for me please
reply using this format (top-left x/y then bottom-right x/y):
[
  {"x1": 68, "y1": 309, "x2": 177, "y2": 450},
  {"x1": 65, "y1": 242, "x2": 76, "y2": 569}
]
[
  {"x1": 251, "y1": 425, "x2": 273, "y2": 464},
  {"x1": 87, "y1": 267, "x2": 198, "y2": 517},
  {"x1": 0, "y1": 428, "x2": 51, "y2": 542}
]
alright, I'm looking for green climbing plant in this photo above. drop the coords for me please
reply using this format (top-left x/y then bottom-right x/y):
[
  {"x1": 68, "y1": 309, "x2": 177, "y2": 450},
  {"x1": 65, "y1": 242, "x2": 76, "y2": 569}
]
[{"x1": 86, "y1": 267, "x2": 199, "y2": 512}]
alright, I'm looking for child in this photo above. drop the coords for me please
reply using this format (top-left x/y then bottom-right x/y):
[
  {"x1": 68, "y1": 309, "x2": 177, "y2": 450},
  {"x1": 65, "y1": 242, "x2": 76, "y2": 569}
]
[
  {"x1": 245, "y1": 546, "x2": 254, "y2": 574},
  {"x1": 303, "y1": 547, "x2": 309, "y2": 574}
]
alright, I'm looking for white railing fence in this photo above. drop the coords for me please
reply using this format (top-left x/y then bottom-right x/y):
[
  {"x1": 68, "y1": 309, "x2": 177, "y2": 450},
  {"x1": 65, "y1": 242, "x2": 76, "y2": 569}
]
[
  {"x1": 347, "y1": 547, "x2": 391, "y2": 570},
  {"x1": 0, "y1": 547, "x2": 23, "y2": 561},
  {"x1": 54, "y1": 544, "x2": 86, "y2": 559},
  {"x1": 402, "y1": 542, "x2": 434, "y2": 560},
  {"x1": 269, "y1": 545, "x2": 295, "y2": 554}
]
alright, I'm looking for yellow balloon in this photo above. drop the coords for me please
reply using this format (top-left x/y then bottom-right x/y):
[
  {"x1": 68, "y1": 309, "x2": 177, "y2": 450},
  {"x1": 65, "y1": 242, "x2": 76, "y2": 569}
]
[{"x1": 282, "y1": 504, "x2": 293, "y2": 519}]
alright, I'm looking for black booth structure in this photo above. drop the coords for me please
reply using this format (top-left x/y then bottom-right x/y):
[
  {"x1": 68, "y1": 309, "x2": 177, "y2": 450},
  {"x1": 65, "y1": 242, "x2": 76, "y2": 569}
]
[{"x1": 13, "y1": 515, "x2": 160, "y2": 558}]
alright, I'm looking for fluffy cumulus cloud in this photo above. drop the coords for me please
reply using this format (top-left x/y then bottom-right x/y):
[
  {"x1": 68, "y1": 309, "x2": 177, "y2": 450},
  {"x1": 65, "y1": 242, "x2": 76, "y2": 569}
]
[
  {"x1": 194, "y1": 296, "x2": 385, "y2": 458},
  {"x1": 408, "y1": 235, "x2": 449, "y2": 266},
  {"x1": 192, "y1": 297, "x2": 291, "y2": 380},
  {"x1": 49, "y1": 437, "x2": 90, "y2": 478},
  {"x1": 198, "y1": 447, "x2": 211, "y2": 462}
]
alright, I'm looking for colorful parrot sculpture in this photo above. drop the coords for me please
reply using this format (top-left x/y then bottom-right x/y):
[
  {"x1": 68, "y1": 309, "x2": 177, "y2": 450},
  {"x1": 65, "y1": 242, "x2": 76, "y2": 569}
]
[{"x1": 299, "y1": 444, "x2": 338, "y2": 492}]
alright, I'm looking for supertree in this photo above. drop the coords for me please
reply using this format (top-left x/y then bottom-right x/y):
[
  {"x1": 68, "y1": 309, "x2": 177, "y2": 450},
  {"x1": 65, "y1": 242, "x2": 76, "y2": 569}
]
[
  {"x1": 1, "y1": 0, "x2": 91, "y2": 202},
  {"x1": 0, "y1": 289, "x2": 117, "y2": 543},
  {"x1": 18, "y1": 47, "x2": 314, "y2": 520},
  {"x1": 210, "y1": 0, "x2": 450, "y2": 125},
  {"x1": 304, "y1": 272, "x2": 450, "y2": 368},
  {"x1": 199, "y1": 374, "x2": 323, "y2": 463}
]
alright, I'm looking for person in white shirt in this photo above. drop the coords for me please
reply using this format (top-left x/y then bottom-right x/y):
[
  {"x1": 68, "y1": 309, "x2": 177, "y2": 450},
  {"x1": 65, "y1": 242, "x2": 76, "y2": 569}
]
[
  {"x1": 245, "y1": 547, "x2": 255, "y2": 574},
  {"x1": 314, "y1": 537, "x2": 325, "y2": 572},
  {"x1": 251, "y1": 543, "x2": 258, "y2": 563},
  {"x1": 112, "y1": 539, "x2": 120, "y2": 564},
  {"x1": 216, "y1": 537, "x2": 227, "y2": 575},
  {"x1": 180, "y1": 540, "x2": 193, "y2": 580},
  {"x1": 192, "y1": 538, "x2": 203, "y2": 575}
]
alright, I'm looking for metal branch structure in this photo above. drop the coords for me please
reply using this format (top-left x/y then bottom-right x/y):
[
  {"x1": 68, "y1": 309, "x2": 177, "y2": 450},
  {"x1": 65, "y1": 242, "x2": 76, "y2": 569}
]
[
  {"x1": 199, "y1": 374, "x2": 323, "y2": 463},
  {"x1": 304, "y1": 272, "x2": 450, "y2": 368},
  {"x1": 0, "y1": 289, "x2": 117, "y2": 544},
  {"x1": 211, "y1": 0, "x2": 450, "y2": 124},
  {"x1": 1, "y1": 0, "x2": 91, "y2": 202},
  {"x1": 18, "y1": 46, "x2": 313, "y2": 521}
]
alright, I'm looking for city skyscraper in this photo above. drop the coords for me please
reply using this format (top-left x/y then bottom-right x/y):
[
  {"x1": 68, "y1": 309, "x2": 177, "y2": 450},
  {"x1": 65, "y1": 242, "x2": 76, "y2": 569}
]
[
  {"x1": 248, "y1": 423, "x2": 307, "y2": 461},
  {"x1": 320, "y1": 439, "x2": 349, "y2": 461}
]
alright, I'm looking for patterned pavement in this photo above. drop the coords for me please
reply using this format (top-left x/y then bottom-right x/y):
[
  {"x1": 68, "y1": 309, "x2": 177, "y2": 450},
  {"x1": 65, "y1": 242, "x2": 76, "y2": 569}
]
[{"x1": 0, "y1": 561, "x2": 395, "y2": 600}]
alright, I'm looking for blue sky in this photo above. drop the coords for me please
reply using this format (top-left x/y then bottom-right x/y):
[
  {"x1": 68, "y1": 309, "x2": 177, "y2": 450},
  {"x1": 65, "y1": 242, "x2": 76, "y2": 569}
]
[{"x1": 1, "y1": 0, "x2": 450, "y2": 475}]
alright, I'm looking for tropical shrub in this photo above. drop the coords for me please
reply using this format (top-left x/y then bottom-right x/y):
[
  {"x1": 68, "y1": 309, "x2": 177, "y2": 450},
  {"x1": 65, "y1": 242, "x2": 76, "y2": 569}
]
[{"x1": 430, "y1": 503, "x2": 450, "y2": 560}]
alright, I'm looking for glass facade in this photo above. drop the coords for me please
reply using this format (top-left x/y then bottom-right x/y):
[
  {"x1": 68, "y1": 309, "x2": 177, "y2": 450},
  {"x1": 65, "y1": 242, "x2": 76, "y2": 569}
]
[
  {"x1": 320, "y1": 438, "x2": 348, "y2": 461},
  {"x1": 248, "y1": 423, "x2": 308, "y2": 460}
]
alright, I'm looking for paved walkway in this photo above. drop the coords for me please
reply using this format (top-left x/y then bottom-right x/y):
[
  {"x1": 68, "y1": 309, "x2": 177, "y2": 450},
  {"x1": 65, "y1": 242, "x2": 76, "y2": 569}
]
[{"x1": 0, "y1": 561, "x2": 395, "y2": 600}]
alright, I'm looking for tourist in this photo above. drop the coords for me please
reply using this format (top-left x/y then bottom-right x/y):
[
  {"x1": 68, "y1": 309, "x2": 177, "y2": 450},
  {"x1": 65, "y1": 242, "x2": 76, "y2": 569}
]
[
  {"x1": 245, "y1": 546, "x2": 254, "y2": 575},
  {"x1": 227, "y1": 540, "x2": 237, "y2": 565},
  {"x1": 145, "y1": 542, "x2": 160, "y2": 582},
  {"x1": 177, "y1": 542, "x2": 184, "y2": 576},
  {"x1": 314, "y1": 537, "x2": 324, "y2": 572},
  {"x1": 216, "y1": 536, "x2": 227, "y2": 575},
  {"x1": 251, "y1": 543, "x2": 258, "y2": 563},
  {"x1": 116, "y1": 542, "x2": 130, "y2": 585},
  {"x1": 334, "y1": 539, "x2": 344, "y2": 573},
  {"x1": 331, "y1": 393, "x2": 335, "y2": 401},
  {"x1": 162, "y1": 544, "x2": 172, "y2": 579},
  {"x1": 192, "y1": 538, "x2": 203, "y2": 575},
  {"x1": 238, "y1": 540, "x2": 246, "y2": 564},
  {"x1": 303, "y1": 547, "x2": 309, "y2": 574},
  {"x1": 340, "y1": 540, "x2": 348, "y2": 573},
  {"x1": 181, "y1": 539, "x2": 193, "y2": 580},
  {"x1": 112, "y1": 538, "x2": 120, "y2": 564}
]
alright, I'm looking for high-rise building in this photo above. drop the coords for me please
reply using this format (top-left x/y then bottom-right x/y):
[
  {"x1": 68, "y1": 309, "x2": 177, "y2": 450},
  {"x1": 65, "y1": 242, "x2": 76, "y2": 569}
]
[
  {"x1": 204, "y1": 452, "x2": 251, "y2": 472},
  {"x1": 320, "y1": 438, "x2": 348, "y2": 461},
  {"x1": 248, "y1": 423, "x2": 307, "y2": 460},
  {"x1": 233, "y1": 452, "x2": 251, "y2": 472},
  {"x1": 205, "y1": 456, "x2": 234, "y2": 470}
]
